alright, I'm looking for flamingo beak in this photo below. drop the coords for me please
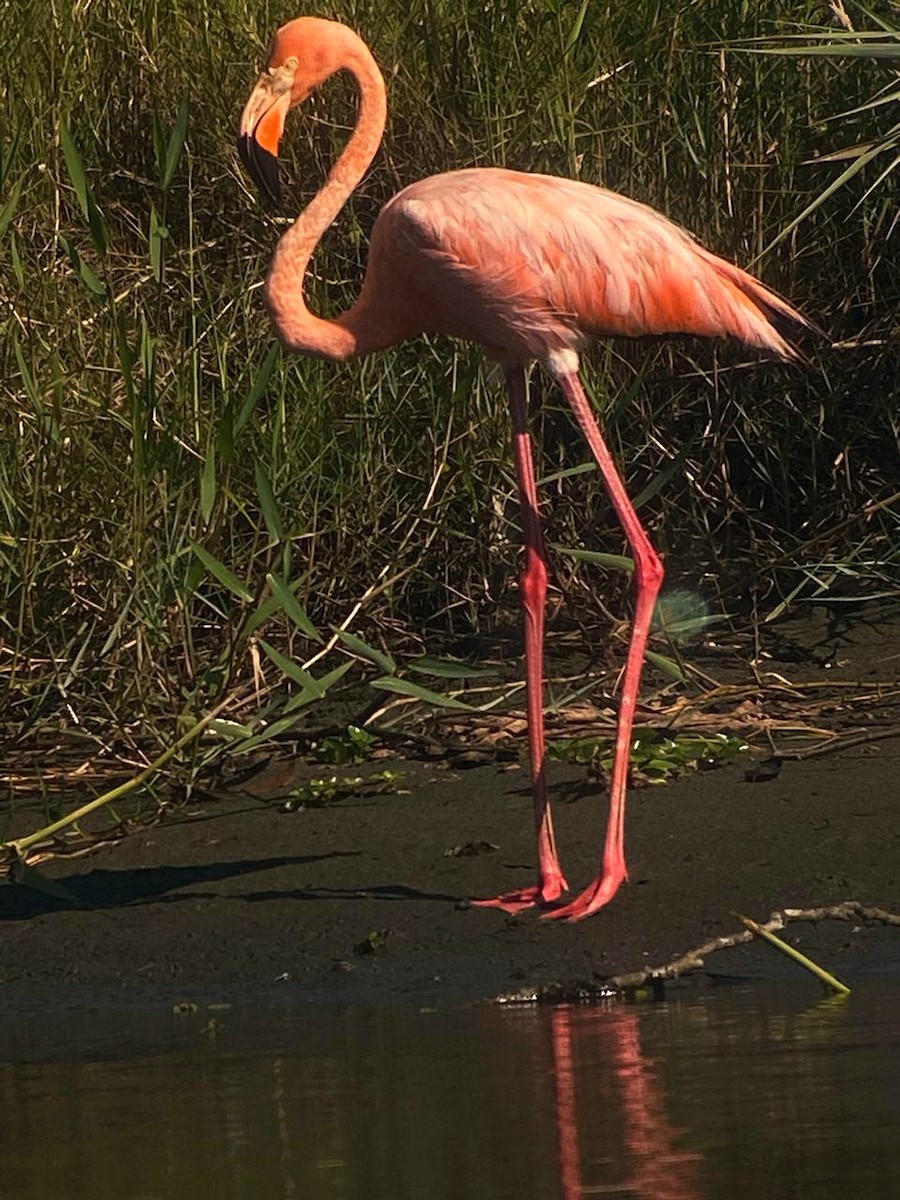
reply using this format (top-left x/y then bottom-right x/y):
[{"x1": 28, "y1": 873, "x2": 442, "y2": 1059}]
[{"x1": 237, "y1": 77, "x2": 291, "y2": 207}]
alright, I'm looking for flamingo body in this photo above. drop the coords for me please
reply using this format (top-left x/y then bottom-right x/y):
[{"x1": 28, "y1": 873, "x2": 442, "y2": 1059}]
[
  {"x1": 360, "y1": 168, "x2": 800, "y2": 363},
  {"x1": 239, "y1": 17, "x2": 805, "y2": 920}
]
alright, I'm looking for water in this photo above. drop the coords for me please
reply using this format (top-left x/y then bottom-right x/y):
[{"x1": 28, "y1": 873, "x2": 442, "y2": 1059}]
[{"x1": 2, "y1": 983, "x2": 898, "y2": 1200}]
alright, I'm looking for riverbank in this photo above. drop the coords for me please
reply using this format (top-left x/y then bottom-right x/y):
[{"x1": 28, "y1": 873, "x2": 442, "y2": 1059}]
[{"x1": 2, "y1": 729, "x2": 898, "y2": 1011}]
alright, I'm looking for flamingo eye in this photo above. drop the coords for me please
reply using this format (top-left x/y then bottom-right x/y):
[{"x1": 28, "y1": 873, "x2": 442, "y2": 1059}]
[{"x1": 265, "y1": 57, "x2": 298, "y2": 93}]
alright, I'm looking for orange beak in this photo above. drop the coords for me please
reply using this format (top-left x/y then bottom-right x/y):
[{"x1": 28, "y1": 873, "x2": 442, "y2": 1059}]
[{"x1": 237, "y1": 76, "x2": 291, "y2": 206}]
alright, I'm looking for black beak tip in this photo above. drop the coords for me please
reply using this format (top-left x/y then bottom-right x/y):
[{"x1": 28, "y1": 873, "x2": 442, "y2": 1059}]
[{"x1": 237, "y1": 133, "x2": 281, "y2": 208}]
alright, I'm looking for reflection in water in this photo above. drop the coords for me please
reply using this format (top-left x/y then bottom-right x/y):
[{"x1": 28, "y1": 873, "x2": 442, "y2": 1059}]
[
  {"x1": 1, "y1": 985, "x2": 899, "y2": 1199},
  {"x1": 551, "y1": 1005, "x2": 701, "y2": 1199}
]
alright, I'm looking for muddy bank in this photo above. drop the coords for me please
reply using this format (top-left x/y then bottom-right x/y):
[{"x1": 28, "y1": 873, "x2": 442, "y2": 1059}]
[{"x1": 2, "y1": 733, "x2": 898, "y2": 1010}]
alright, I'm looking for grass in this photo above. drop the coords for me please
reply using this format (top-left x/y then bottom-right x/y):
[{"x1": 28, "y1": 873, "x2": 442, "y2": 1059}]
[{"x1": 1, "y1": 0, "x2": 898, "y2": 793}]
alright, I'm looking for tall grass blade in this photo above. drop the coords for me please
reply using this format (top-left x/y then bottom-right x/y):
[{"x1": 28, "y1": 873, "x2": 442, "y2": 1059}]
[
  {"x1": 161, "y1": 94, "x2": 190, "y2": 191},
  {"x1": 644, "y1": 649, "x2": 686, "y2": 682},
  {"x1": 200, "y1": 445, "x2": 217, "y2": 525},
  {"x1": 372, "y1": 676, "x2": 476, "y2": 711},
  {"x1": 265, "y1": 572, "x2": 322, "y2": 642},
  {"x1": 752, "y1": 42, "x2": 900, "y2": 58},
  {"x1": 564, "y1": 0, "x2": 590, "y2": 56},
  {"x1": 234, "y1": 346, "x2": 278, "y2": 439},
  {"x1": 58, "y1": 234, "x2": 107, "y2": 297},
  {"x1": 229, "y1": 712, "x2": 308, "y2": 752},
  {"x1": 14, "y1": 341, "x2": 42, "y2": 411},
  {"x1": 149, "y1": 203, "x2": 168, "y2": 282},
  {"x1": 191, "y1": 542, "x2": 253, "y2": 601},
  {"x1": 765, "y1": 139, "x2": 890, "y2": 250},
  {"x1": 259, "y1": 638, "x2": 323, "y2": 692},
  {"x1": 554, "y1": 546, "x2": 635, "y2": 573},
  {"x1": 255, "y1": 462, "x2": 284, "y2": 542},
  {"x1": 407, "y1": 656, "x2": 496, "y2": 678},
  {"x1": 58, "y1": 120, "x2": 106, "y2": 255},
  {"x1": 632, "y1": 438, "x2": 698, "y2": 509},
  {"x1": 337, "y1": 631, "x2": 396, "y2": 674},
  {"x1": 5, "y1": 699, "x2": 234, "y2": 856},
  {"x1": 284, "y1": 659, "x2": 353, "y2": 710},
  {"x1": 0, "y1": 174, "x2": 23, "y2": 242}
]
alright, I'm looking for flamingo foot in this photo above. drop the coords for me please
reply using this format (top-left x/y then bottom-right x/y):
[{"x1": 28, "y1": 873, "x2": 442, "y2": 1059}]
[
  {"x1": 471, "y1": 872, "x2": 568, "y2": 915},
  {"x1": 542, "y1": 871, "x2": 625, "y2": 922}
]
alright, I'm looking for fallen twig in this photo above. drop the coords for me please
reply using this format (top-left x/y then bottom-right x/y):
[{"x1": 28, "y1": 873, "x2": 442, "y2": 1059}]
[
  {"x1": 738, "y1": 913, "x2": 851, "y2": 994},
  {"x1": 607, "y1": 901, "x2": 899, "y2": 991}
]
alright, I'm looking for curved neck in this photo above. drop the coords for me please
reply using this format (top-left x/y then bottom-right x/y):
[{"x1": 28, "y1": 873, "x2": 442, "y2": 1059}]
[{"x1": 264, "y1": 35, "x2": 387, "y2": 361}]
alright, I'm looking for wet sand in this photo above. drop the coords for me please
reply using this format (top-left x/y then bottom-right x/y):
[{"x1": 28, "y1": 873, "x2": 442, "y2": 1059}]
[{"x1": 2, "y1": 734, "x2": 898, "y2": 1010}]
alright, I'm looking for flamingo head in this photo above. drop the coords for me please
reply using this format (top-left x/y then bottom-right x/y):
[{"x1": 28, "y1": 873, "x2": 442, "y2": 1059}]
[{"x1": 238, "y1": 17, "x2": 362, "y2": 206}]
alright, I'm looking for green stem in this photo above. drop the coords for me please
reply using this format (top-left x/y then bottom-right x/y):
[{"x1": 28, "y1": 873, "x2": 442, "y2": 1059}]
[
  {"x1": 4, "y1": 697, "x2": 234, "y2": 858},
  {"x1": 739, "y1": 914, "x2": 851, "y2": 995}
]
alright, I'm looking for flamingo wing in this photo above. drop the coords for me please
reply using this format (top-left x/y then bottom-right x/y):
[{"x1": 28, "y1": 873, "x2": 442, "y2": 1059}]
[{"x1": 369, "y1": 168, "x2": 802, "y2": 362}]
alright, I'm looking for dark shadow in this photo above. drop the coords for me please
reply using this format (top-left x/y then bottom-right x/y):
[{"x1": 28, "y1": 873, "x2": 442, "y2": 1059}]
[
  {"x1": 508, "y1": 777, "x2": 597, "y2": 804},
  {"x1": 0, "y1": 853, "x2": 360, "y2": 921},
  {"x1": 239, "y1": 883, "x2": 462, "y2": 904}
]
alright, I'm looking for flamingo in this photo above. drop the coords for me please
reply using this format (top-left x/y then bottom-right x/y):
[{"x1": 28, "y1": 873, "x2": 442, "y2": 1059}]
[{"x1": 238, "y1": 17, "x2": 805, "y2": 921}]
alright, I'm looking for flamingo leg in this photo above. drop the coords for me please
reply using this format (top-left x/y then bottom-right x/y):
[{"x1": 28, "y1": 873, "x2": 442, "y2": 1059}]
[
  {"x1": 472, "y1": 367, "x2": 569, "y2": 913},
  {"x1": 544, "y1": 368, "x2": 664, "y2": 922}
]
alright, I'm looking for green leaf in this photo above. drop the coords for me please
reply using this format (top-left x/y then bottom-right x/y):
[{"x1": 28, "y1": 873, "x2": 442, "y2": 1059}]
[
  {"x1": 14, "y1": 341, "x2": 42, "y2": 410},
  {"x1": 162, "y1": 94, "x2": 189, "y2": 191},
  {"x1": 234, "y1": 345, "x2": 278, "y2": 439},
  {"x1": 538, "y1": 461, "x2": 596, "y2": 486},
  {"x1": 151, "y1": 113, "x2": 167, "y2": 184},
  {"x1": 255, "y1": 462, "x2": 283, "y2": 542},
  {"x1": 371, "y1": 676, "x2": 475, "y2": 711},
  {"x1": 750, "y1": 41, "x2": 900, "y2": 59},
  {"x1": 644, "y1": 649, "x2": 685, "y2": 682},
  {"x1": 632, "y1": 436, "x2": 698, "y2": 510},
  {"x1": 59, "y1": 120, "x2": 106, "y2": 255},
  {"x1": 9, "y1": 230, "x2": 24, "y2": 287},
  {"x1": 553, "y1": 545, "x2": 635, "y2": 573},
  {"x1": 765, "y1": 138, "x2": 893, "y2": 252},
  {"x1": 59, "y1": 120, "x2": 89, "y2": 217},
  {"x1": 313, "y1": 659, "x2": 354, "y2": 693},
  {"x1": 283, "y1": 659, "x2": 353, "y2": 712},
  {"x1": 58, "y1": 233, "x2": 107, "y2": 297},
  {"x1": 407, "y1": 655, "x2": 496, "y2": 679},
  {"x1": 149, "y1": 203, "x2": 168, "y2": 282},
  {"x1": 564, "y1": 0, "x2": 590, "y2": 56},
  {"x1": 191, "y1": 542, "x2": 253, "y2": 601},
  {"x1": 230, "y1": 712, "x2": 307, "y2": 753},
  {"x1": 337, "y1": 630, "x2": 396, "y2": 674},
  {"x1": 208, "y1": 719, "x2": 254, "y2": 739},
  {"x1": 259, "y1": 638, "x2": 323, "y2": 693},
  {"x1": 0, "y1": 174, "x2": 23, "y2": 242},
  {"x1": 200, "y1": 444, "x2": 216, "y2": 525},
  {"x1": 658, "y1": 613, "x2": 728, "y2": 637},
  {"x1": 265, "y1": 573, "x2": 322, "y2": 642},
  {"x1": 644, "y1": 758, "x2": 675, "y2": 775}
]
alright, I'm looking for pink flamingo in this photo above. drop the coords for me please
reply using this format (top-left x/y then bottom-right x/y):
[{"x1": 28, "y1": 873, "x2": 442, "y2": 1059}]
[{"x1": 238, "y1": 17, "x2": 804, "y2": 921}]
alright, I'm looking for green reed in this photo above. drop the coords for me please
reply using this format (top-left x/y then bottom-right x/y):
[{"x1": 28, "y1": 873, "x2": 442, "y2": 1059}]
[{"x1": 1, "y1": 0, "x2": 897, "y2": 756}]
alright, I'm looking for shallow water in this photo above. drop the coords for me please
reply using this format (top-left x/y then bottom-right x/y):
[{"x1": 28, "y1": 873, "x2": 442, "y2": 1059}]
[{"x1": 3, "y1": 983, "x2": 899, "y2": 1200}]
